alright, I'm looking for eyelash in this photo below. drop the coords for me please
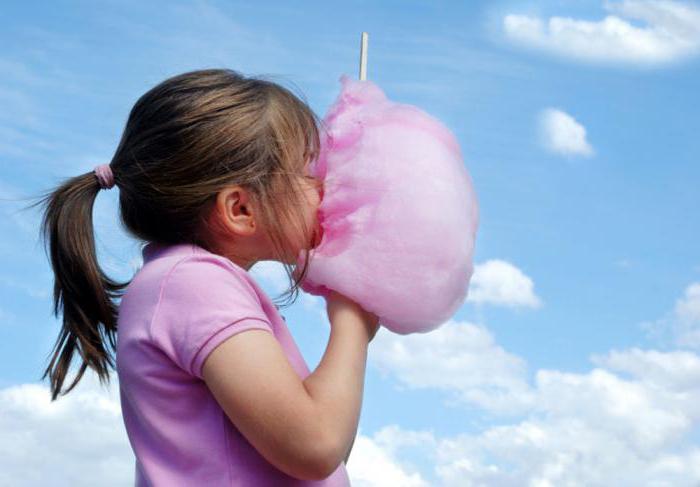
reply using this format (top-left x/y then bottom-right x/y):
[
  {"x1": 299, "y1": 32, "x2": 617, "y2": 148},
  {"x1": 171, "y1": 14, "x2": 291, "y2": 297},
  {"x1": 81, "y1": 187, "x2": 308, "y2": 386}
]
[{"x1": 304, "y1": 176, "x2": 324, "y2": 190}]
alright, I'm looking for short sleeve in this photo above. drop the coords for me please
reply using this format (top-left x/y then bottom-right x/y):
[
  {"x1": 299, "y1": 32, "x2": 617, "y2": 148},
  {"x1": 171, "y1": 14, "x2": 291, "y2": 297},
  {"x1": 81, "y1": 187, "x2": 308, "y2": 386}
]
[{"x1": 149, "y1": 255, "x2": 274, "y2": 380}]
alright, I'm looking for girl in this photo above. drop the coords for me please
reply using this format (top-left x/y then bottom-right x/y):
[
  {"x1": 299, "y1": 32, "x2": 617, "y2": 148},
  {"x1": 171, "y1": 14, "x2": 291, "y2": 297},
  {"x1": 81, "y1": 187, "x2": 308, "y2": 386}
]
[{"x1": 34, "y1": 69, "x2": 380, "y2": 486}]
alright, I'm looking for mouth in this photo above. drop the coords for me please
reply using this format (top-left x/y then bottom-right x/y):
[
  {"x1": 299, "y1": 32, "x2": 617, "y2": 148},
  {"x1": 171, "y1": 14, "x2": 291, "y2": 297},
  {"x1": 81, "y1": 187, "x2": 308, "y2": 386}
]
[{"x1": 311, "y1": 222, "x2": 323, "y2": 249}]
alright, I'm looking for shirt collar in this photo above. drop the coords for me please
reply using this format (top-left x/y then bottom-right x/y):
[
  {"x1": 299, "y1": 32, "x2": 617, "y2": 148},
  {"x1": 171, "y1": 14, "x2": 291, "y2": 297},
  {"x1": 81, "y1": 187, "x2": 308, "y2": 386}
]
[{"x1": 141, "y1": 241, "x2": 197, "y2": 263}]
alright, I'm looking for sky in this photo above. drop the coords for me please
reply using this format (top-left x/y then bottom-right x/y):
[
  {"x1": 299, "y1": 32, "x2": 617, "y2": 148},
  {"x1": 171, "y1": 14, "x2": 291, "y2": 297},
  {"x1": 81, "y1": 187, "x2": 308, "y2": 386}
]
[{"x1": 1, "y1": 0, "x2": 699, "y2": 485}]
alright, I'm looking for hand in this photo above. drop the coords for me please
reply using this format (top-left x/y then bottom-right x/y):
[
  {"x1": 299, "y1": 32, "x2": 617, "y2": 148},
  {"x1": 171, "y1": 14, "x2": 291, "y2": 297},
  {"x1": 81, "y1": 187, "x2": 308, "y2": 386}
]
[{"x1": 325, "y1": 290, "x2": 380, "y2": 342}]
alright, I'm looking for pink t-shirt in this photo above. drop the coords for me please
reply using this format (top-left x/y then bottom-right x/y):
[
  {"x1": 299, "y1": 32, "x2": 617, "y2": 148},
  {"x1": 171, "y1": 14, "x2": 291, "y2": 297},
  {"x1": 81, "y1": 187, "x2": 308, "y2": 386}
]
[{"x1": 116, "y1": 241, "x2": 351, "y2": 486}]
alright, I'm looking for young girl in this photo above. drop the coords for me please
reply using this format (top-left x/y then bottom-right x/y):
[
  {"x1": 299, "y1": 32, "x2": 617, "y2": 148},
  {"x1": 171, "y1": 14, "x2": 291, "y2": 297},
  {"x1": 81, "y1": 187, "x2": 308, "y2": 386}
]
[{"x1": 35, "y1": 69, "x2": 380, "y2": 486}]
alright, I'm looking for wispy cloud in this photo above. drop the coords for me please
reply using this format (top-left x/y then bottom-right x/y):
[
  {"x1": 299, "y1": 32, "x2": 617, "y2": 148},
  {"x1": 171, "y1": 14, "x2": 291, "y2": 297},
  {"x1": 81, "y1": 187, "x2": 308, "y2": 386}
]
[
  {"x1": 0, "y1": 306, "x2": 16, "y2": 327},
  {"x1": 503, "y1": 0, "x2": 700, "y2": 67},
  {"x1": 0, "y1": 274, "x2": 49, "y2": 301},
  {"x1": 643, "y1": 281, "x2": 700, "y2": 348},
  {"x1": 674, "y1": 282, "x2": 700, "y2": 346}
]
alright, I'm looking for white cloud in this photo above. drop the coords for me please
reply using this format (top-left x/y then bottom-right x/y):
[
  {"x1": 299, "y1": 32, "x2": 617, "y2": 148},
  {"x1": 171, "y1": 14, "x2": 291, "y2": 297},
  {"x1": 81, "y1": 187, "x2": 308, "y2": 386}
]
[
  {"x1": 367, "y1": 343, "x2": 700, "y2": 486},
  {"x1": 368, "y1": 280, "x2": 700, "y2": 484},
  {"x1": 432, "y1": 418, "x2": 700, "y2": 486},
  {"x1": 0, "y1": 374, "x2": 134, "y2": 487},
  {"x1": 593, "y1": 346, "x2": 700, "y2": 390},
  {"x1": 370, "y1": 320, "x2": 535, "y2": 414},
  {"x1": 5, "y1": 325, "x2": 700, "y2": 485},
  {"x1": 641, "y1": 281, "x2": 700, "y2": 349},
  {"x1": 503, "y1": 0, "x2": 700, "y2": 66},
  {"x1": 534, "y1": 367, "x2": 691, "y2": 451},
  {"x1": 537, "y1": 108, "x2": 594, "y2": 157},
  {"x1": 5, "y1": 274, "x2": 700, "y2": 486},
  {"x1": 0, "y1": 372, "x2": 429, "y2": 487},
  {"x1": 674, "y1": 282, "x2": 700, "y2": 347},
  {"x1": 345, "y1": 427, "x2": 431, "y2": 487},
  {"x1": 467, "y1": 259, "x2": 543, "y2": 309}
]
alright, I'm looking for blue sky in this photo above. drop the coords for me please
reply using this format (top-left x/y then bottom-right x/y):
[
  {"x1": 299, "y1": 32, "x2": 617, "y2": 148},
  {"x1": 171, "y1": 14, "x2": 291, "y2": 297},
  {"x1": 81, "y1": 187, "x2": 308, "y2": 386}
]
[{"x1": 1, "y1": 0, "x2": 699, "y2": 485}]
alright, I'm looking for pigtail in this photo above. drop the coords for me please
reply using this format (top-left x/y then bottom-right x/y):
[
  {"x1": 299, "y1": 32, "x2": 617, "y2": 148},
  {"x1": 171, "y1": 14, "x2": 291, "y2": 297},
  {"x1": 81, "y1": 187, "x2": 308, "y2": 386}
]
[{"x1": 28, "y1": 169, "x2": 129, "y2": 401}]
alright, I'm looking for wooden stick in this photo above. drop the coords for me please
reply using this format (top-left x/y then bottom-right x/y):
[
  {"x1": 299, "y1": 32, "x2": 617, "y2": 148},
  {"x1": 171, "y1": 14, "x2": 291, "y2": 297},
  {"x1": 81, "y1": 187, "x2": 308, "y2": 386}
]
[{"x1": 359, "y1": 32, "x2": 368, "y2": 80}]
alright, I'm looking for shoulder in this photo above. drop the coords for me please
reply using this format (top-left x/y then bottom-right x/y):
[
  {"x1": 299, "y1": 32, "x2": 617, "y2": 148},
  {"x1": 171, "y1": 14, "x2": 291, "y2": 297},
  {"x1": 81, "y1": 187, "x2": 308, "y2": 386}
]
[
  {"x1": 145, "y1": 253, "x2": 273, "y2": 378},
  {"x1": 162, "y1": 253, "x2": 260, "y2": 302},
  {"x1": 147, "y1": 253, "x2": 269, "y2": 334}
]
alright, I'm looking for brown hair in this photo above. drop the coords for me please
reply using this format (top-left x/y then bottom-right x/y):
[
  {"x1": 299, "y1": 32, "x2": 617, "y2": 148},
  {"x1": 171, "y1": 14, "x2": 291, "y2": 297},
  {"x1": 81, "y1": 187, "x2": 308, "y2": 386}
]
[{"x1": 24, "y1": 68, "x2": 324, "y2": 401}]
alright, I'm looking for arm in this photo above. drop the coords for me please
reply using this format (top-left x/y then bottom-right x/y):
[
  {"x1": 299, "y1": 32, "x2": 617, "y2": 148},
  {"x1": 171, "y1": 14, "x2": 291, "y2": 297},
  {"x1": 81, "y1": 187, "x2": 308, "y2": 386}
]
[
  {"x1": 202, "y1": 329, "x2": 334, "y2": 480},
  {"x1": 201, "y1": 296, "x2": 377, "y2": 480},
  {"x1": 344, "y1": 434, "x2": 356, "y2": 464},
  {"x1": 302, "y1": 306, "x2": 371, "y2": 474}
]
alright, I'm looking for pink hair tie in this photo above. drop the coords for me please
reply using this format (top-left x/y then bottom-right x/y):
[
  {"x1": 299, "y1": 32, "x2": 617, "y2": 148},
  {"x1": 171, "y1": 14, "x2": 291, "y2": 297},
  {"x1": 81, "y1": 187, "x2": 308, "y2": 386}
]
[{"x1": 94, "y1": 164, "x2": 115, "y2": 190}]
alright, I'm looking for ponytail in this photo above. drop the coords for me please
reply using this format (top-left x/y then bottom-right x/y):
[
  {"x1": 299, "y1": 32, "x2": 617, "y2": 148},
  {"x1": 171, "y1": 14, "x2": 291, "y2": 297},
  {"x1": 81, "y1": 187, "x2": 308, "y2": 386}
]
[{"x1": 26, "y1": 166, "x2": 129, "y2": 401}]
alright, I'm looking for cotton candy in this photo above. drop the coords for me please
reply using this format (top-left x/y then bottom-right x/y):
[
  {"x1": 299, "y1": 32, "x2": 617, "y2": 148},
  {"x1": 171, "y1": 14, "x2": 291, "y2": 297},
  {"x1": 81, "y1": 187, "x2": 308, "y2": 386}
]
[{"x1": 295, "y1": 74, "x2": 479, "y2": 334}]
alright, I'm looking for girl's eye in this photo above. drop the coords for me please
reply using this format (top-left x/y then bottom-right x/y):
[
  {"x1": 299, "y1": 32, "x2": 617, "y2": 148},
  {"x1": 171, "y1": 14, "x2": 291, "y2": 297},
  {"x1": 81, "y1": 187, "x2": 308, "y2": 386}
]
[{"x1": 304, "y1": 175, "x2": 324, "y2": 193}]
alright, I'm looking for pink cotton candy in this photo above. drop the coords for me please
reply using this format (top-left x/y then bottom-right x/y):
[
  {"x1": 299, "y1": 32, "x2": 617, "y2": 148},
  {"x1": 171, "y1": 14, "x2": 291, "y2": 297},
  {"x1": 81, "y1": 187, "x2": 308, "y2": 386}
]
[{"x1": 296, "y1": 74, "x2": 479, "y2": 334}]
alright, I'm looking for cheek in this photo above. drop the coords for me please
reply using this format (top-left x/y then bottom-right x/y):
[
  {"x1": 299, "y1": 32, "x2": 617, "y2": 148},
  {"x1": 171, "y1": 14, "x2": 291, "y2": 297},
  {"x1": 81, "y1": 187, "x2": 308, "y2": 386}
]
[{"x1": 304, "y1": 182, "x2": 322, "y2": 213}]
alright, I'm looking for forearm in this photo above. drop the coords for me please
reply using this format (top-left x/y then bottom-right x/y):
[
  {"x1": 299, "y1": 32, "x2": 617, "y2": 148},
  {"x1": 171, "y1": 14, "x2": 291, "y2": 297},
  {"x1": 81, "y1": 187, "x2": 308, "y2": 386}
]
[
  {"x1": 344, "y1": 434, "x2": 356, "y2": 464},
  {"x1": 302, "y1": 311, "x2": 370, "y2": 467}
]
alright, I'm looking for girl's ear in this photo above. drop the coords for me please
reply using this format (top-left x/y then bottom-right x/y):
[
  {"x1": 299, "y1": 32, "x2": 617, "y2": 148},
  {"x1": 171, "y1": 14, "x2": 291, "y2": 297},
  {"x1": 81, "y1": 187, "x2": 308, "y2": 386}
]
[{"x1": 216, "y1": 185, "x2": 257, "y2": 237}]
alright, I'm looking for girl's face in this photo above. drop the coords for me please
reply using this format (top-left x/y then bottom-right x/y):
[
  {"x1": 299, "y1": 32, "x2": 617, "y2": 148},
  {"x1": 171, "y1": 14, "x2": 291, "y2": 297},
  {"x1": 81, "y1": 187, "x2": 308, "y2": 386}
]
[
  {"x1": 282, "y1": 162, "x2": 323, "y2": 263},
  {"x1": 302, "y1": 173, "x2": 323, "y2": 248}
]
